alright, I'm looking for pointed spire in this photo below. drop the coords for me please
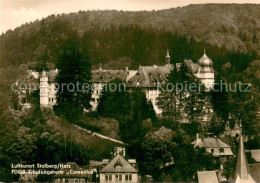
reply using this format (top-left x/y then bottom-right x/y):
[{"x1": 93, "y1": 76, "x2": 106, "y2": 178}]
[
  {"x1": 235, "y1": 134, "x2": 256, "y2": 183},
  {"x1": 204, "y1": 48, "x2": 206, "y2": 55}
]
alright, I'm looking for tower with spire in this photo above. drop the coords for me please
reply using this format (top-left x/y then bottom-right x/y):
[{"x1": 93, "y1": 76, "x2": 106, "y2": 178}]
[
  {"x1": 195, "y1": 49, "x2": 214, "y2": 89},
  {"x1": 234, "y1": 134, "x2": 256, "y2": 183}
]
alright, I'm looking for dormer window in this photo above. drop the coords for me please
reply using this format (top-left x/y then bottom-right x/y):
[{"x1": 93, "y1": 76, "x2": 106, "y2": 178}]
[
  {"x1": 211, "y1": 149, "x2": 214, "y2": 153},
  {"x1": 219, "y1": 148, "x2": 224, "y2": 153},
  {"x1": 114, "y1": 161, "x2": 122, "y2": 170}
]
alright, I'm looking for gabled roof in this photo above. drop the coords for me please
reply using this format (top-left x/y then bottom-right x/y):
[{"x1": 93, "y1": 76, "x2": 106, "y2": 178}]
[
  {"x1": 250, "y1": 150, "x2": 260, "y2": 162},
  {"x1": 235, "y1": 135, "x2": 256, "y2": 183},
  {"x1": 127, "y1": 65, "x2": 172, "y2": 87},
  {"x1": 192, "y1": 137, "x2": 231, "y2": 148},
  {"x1": 99, "y1": 154, "x2": 138, "y2": 173},
  {"x1": 184, "y1": 59, "x2": 200, "y2": 73},
  {"x1": 197, "y1": 171, "x2": 219, "y2": 183}
]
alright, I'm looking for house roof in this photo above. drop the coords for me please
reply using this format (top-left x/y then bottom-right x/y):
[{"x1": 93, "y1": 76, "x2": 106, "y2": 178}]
[
  {"x1": 127, "y1": 65, "x2": 172, "y2": 87},
  {"x1": 99, "y1": 154, "x2": 138, "y2": 173},
  {"x1": 192, "y1": 137, "x2": 233, "y2": 156},
  {"x1": 197, "y1": 171, "x2": 219, "y2": 183},
  {"x1": 44, "y1": 59, "x2": 201, "y2": 85},
  {"x1": 192, "y1": 137, "x2": 231, "y2": 148},
  {"x1": 184, "y1": 59, "x2": 200, "y2": 73},
  {"x1": 249, "y1": 150, "x2": 260, "y2": 163}
]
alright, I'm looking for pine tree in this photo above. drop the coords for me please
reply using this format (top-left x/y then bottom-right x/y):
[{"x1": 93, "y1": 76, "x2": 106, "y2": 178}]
[{"x1": 54, "y1": 34, "x2": 92, "y2": 122}]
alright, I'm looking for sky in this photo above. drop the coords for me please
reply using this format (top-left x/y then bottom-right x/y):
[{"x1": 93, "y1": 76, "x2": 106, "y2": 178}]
[{"x1": 0, "y1": 0, "x2": 259, "y2": 34}]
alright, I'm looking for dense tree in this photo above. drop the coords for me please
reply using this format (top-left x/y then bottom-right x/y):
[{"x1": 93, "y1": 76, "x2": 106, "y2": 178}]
[
  {"x1": 54, "y1": 34, "x2": 92, "y2": 122},
  {"x1": 97, "y1": 84, "x2": 156, "y2": 158},
  {"x1": 157, "y1": 62, "x2": 210, "y2": 126},
  {"x1": 140, "y1": 127, "x2": 216, "y2": 182}
]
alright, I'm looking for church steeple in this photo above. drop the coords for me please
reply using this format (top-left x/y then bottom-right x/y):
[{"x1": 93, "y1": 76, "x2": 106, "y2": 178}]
[
  {"x1": 166, "y1": 49, "x2": 170, "y2": 64},
  {"x1": 235, "y1": 134, "x2": 256, "y2": 183}
]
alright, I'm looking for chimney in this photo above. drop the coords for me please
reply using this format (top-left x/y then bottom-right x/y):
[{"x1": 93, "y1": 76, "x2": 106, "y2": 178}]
[
  {"x1": 114, "y1": 147, "x2": 126, "y2": 157},
  {"x1": 196, "y1": 133, "x2": 199, "y2": 141}
]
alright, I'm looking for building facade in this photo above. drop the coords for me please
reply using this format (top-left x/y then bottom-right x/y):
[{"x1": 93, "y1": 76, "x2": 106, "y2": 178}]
[{"x1": 38, "y1": 50, "x2": 214, "y2": 114}]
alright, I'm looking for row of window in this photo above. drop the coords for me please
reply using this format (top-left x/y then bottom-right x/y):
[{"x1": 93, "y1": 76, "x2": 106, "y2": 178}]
[
  {"x1": 105, "y1": 174, "x2": 132, "y2": 182},
  {"x1": 211, "y1": 148, "x2": 225, "y2": 153}
]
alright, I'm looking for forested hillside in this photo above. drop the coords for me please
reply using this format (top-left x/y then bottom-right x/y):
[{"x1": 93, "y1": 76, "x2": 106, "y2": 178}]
[{"x1": 1, "y1": 4, "x2": 260, "y2": 68}]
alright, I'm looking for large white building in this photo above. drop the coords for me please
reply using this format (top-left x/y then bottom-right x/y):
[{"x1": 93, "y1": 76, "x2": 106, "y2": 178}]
[{"x1": 38, "y1": 50, "x2": 215, "y2": 114}]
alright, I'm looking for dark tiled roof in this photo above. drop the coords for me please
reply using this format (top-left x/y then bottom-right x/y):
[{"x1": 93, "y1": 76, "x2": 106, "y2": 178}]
[
  {"x1": 197, "y1": 171, "x2": 219, "y2": 183},
  {"x1": 184, "y1": 59, "x2": 200, "y2": 73},
  {"x1": 99, "y1": 154, "x2": 138, "y2": 173},
  {"x1": 250, "y1": 150, "x2": 260, "y2": 162},
  {"x1": 192, "y1": 137, "x2": 231, "y2": 148}
]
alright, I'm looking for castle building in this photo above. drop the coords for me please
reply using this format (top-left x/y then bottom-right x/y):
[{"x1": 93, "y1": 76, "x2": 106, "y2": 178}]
[
  {"x1": 99, "y1": 147, "x2": 138, "y2": 183},
  {"x1": 38, "y1": 50, "x2": 215, "y2": 115}
]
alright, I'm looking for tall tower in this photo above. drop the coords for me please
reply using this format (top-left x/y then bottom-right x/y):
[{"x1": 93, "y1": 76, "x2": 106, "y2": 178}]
[
  {"x1": 234, "y1": 134, "x2": 256, "y2": 183},
  {"x1": 166, "y1": 49, "x2": 170, "y2": 65},
  {"x1": 196, "y1": 49, "x2": 214, "y2": 89},
  {"x1": 40, "y1": 70, "x2": 49, "y2": 107}
]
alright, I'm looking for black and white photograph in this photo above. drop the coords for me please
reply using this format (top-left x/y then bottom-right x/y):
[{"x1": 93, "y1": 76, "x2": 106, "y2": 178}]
[{"x1": 0, "y1": 0, "x2": 260, "y2": 182}]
